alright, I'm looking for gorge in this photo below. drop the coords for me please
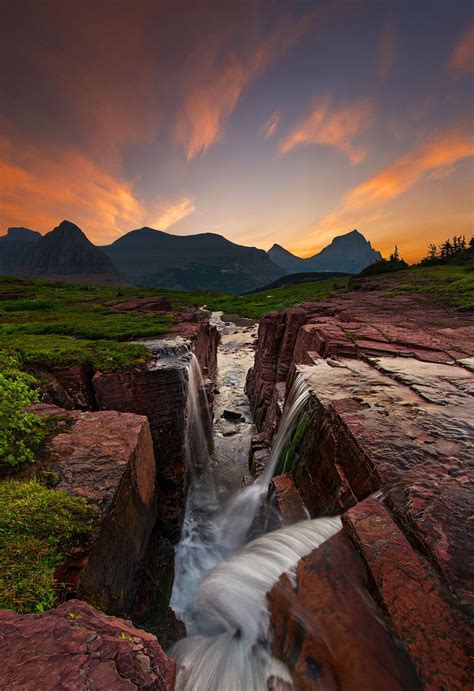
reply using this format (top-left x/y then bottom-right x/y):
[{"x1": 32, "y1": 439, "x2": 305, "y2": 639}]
[{"x1": 1, "y1": 271, "x2": 473, "y2": 690}]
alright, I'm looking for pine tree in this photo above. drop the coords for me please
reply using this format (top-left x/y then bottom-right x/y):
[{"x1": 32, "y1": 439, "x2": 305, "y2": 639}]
[
  {"x1": 390, "y1": 245, "x2": 400, "y2": 262},
  {"x1": 440, "y1": 239, "x2": 452, "y2": 259}
]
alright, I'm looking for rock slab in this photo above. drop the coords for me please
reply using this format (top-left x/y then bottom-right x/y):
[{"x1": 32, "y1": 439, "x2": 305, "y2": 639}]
[{"x1": 0, "y1": 599, "x2": 175, "y2": 690}]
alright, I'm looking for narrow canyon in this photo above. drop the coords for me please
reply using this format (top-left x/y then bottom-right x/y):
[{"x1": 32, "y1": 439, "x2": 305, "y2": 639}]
[{"x1": 1, "y1": 283, "x2": 473, "y2": 690}]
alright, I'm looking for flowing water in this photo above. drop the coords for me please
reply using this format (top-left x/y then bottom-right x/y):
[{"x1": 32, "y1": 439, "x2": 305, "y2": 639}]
[{"x1": 170, "y1": 314, "x2": 341, "y2": 690}]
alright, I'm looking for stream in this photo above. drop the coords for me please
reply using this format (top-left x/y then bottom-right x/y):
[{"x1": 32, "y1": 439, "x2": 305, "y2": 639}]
[{"x1": 169, "y1": 313, "x2": 341, "y2": 690}]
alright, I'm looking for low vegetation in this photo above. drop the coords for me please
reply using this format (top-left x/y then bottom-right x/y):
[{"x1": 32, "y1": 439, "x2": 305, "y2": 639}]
[
  {"x1": 377, "y1": 265, "x2": 474, "y2": 310},
  {"x1": 189, "y1": 276, "x2": 350, "y2": 318},
  {"x1": 0, "y1": 277, "x2": 172, "y2": 370},
  {"x1": 359, "y1": 246, "x2": 409, "y2": 276},
  {"x1": 0, "y1": 352, "x2": 51, "y2": 468},
  {"x1": 0, "y1": 479, "x2": 95, "y2": 613}
]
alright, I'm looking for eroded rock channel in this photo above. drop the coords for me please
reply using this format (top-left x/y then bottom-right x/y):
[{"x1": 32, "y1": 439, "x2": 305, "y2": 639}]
[{"x1": 1, "y1": 288, "x2": 473, "y2": 690}]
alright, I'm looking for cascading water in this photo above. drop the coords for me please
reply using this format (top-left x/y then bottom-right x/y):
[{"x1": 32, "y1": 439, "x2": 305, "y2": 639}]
[
  {"x1": 181, "y1": 352, "x2": 212, "y2": 475},
  {"x1": 171, "y1": 517, "x2": 341, "y2": 691},
  {"x1": 170, "y1": 338, "x2": 339, "y2": 690}
]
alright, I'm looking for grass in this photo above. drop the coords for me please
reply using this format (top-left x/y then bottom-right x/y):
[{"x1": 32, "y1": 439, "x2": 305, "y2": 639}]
[
  {"x1": 0, "y1": 479, "x2": 96, "y2": 613},
  {"x1": 1, "y1": 335, "x2": 153, "y2": 372},
  {"x1": 370, "y1": 264, "x2": 474, "y2": 310},
  {"x1": 0, "y1": 277, "x2": 175, "y2": 370},
  {"x1": 0, "y1": 265, "x2": 471, "y2": 375},
  {"x1": 185, "y1": 276, "x2": 350, "y2": 318}
]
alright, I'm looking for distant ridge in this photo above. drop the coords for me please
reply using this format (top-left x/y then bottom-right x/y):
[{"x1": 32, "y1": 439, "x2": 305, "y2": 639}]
[
  {"x1": 268, "y1": 230, "x2": 382, "y2": 274},
  {"x1": 0, "y1": 221, "x2": 127, "y2": 285},
  {"x1": 101, "y1": 227, "x2": 284, "y2": 294},
  {"x1": 0, "y1": 222, "x2": 382, "y2": 291}
]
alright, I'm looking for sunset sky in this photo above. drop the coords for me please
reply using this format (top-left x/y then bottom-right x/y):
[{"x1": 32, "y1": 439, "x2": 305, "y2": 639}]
[{"x1": 1, "y1": 0, "x2": 473, "y2": 262}]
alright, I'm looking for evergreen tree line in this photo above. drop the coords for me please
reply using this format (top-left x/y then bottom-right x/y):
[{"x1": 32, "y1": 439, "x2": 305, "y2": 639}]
[{"x1": 420, "y1": 235, "x2": 474, "y2": 265}]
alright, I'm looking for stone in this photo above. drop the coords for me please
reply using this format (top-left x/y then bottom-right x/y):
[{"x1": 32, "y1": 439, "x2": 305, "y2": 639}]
[
  {"x1": 268, "y1": 473, "x2": 307, "y2": 526},
  {"x1": 268, "y1": 532, "x2": 421, "y2": 690},
  {"x1": 32, "y1": 404, "x2": 159, "y2": 617},
  {"x1": 343, "y1": 498, "x2": 472, "y2": 689},
  {"x1": 222, "y1": 409, "x2": 244, "y2": 421},
  {"x1": 0, "y1": 599, "x2": 175, "y2": 690}
]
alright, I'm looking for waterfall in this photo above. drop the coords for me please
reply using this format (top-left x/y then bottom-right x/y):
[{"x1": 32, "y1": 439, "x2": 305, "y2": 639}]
[
  {"x1": 217, "y1": 372, "x2": 310, "y2": 554},
  {"x1": 182, "y1": 352, "x2": 212, "y2": 475},
  {"x1": 171, "y1": 370, "x2": 311, "y2": 626},
  {"x1": 170, "y1": 356, "x2": 326, "y2": 690},
  {"x1": 170, "y1": 517, "x2": 341, "y2": 691}
]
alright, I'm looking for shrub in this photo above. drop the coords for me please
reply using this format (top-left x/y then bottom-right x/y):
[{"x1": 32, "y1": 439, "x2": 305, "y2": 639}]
[
  {"x1": 0, "y1": 479, "x2": 96, "y2": 612},
  {"x1": 0, "y1": 353, "x2": 50, "y2": 467}
]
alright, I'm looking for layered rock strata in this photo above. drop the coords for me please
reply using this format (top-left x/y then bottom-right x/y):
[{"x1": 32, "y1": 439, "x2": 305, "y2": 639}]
[
  {"x1": 30, "y1": 405, "x2": 159, "y2": 617},
  {"x1": 249, "y1": 287, "x2": 474, "y2": 688},
  {"x1": 269, "y1": 498, "x2": 472, "y2": 690}
]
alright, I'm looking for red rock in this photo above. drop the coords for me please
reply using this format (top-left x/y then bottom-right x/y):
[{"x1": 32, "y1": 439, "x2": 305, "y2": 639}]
[
  {"x1": 246, "y1": 310, "x2": 287, "y2": 428},
  {"x1": 268, "y1": 532, "x2": 420, "y2": 690},
  {"x1": 247, "y1": 287, "x2": 474, "y2": 427},
  {"x1": 33, "y1": 406, "x2": 158, "y2": 616},
  {"x1": 92, "y1": 365, "x2": 189, "y2": 540},
  {"x1": 268, "y1": 473, "x2": 307, "y2": 526},
  {"x1": 0, "y1": 599, "x2": 175, "y2": 690},
  {"x1": 388, "y1": 474, "x2": 473, "y2": 609},
  {"x1": 48, "y1": 364, "x2": 96, "y2": 409},
  {"x1": 343, "y1": 498, "x2": 472, "y2": 689}
]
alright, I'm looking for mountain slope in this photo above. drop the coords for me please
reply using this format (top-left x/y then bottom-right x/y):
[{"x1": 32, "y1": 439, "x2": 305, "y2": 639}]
[
  {"x1": 102, "y1": 227, "x2": 284, "y2": 293},
  {"x1": 244, "y1": 271, "x2": 349, "y2": 294},
  {"x1": 268, "y1": 230, "x2": 382, "y2": 274},
  {"x1": 0, "y1": 221, "x2": 126, "y2": 285},
  {"x1": 0, "y1": 228, "x2": 42, "y2": 275}
]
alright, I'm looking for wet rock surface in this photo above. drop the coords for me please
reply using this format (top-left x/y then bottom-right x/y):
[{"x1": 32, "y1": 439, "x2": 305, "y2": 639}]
[
  {"x1": 0, "y1": 600, "x2": 175, "y2": 690},
  {"x1": 269, "y1": 531, "x2": 421, "y2": 690},
  {"x1": 250, "y1": 288, "x2": 474, "y2": 688},
  {"x1": 268, "y1": 473, "x2": 307, "y2": 526}
]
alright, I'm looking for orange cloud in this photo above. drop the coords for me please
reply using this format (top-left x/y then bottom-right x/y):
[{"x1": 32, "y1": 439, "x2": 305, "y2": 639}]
[
  {"x1": 264, "y1": 112, "x2": 281, "y2": 140},
  {"x1": 449, "y1": 25, "x2": 474, "y2": 75},
  {"x1": 174, "y1": 51, "x2": 265, "y2": 160},
  {"x1": 375, "y1": 15, "x2": 397, "y2": 81},
  {"x1": 279, "y1": 93, "x2": 374, "y2": 164},
  {"x1": 0, "y1": 133, "x2": 195, "y2": 244},
  {"x1": 150, "y1": 198, "x2": 196, "y2": 231},
  {"x1": 174, "y1": 1, "x2": 342, "y2": 159},
  {"x1": 318, "y1": 123, "x2": 474, "y2": 231}
]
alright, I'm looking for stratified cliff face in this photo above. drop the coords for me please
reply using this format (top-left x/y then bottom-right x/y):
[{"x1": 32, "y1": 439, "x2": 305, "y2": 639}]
[
  {"x1": 248, "y1": 283, "x2": 474, "y2": 689},
  {"x1": 33, "y1": 320, "x2": 218, "y2": 540},
  {"x1": 0, "y1": 311, "x2": 219, "y2": 691}
]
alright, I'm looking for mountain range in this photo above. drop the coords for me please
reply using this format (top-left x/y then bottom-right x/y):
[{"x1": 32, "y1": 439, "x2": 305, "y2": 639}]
[
  {"x1": 0, "y1": 222, "x2": 382, "y2": 293},
  {"x1": 101, "y1": 228, "x2": 283, "y2": 293},
  {"x1": 0, "y1": 221, "x2": 125, "y2": 285},
  {"x1": 268, "y1": 230, "x2": 382, "y2": 274}
]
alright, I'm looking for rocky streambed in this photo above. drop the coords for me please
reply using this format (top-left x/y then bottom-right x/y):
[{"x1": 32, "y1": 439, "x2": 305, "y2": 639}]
[{"x1": 1, "y1": 288, "x2": 473, "y2": 690}]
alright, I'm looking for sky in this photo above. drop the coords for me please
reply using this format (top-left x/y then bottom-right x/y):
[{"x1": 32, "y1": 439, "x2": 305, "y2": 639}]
[{"x1": 1, "y1": 0, "x2": 473, "y2": 262}]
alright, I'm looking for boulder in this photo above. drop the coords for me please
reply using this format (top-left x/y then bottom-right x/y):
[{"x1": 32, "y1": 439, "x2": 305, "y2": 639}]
[
  {"x1": 0, "y1": 599, "x2": 175, "y2": 690},
  {"x1": 33, "y1": 404, "x2": 159, "y2": 617}
]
